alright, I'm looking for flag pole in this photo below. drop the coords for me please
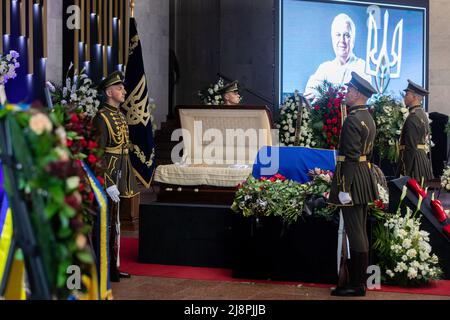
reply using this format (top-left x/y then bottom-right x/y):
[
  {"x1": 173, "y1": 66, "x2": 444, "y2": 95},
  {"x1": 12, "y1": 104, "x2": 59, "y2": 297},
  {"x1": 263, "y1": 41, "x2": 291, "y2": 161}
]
[{"x1": 130, "y1": 0, "x2": 135, "y2": 18}]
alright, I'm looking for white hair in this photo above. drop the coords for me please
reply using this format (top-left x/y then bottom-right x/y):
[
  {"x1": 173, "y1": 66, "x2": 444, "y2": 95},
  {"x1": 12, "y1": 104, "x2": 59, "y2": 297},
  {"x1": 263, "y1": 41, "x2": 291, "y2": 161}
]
[{"x1": 331, "y1": 13, "x2": 356, "y2": 43}]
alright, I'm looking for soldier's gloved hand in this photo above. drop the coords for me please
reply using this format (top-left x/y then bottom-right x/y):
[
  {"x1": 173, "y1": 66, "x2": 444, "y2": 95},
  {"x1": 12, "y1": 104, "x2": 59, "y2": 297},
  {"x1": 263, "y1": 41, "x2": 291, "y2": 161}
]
[
  {"x1": 106, "y1": 185, "x2": 121, "y2": 203},
  {"x1": 338, "y1": 192, "x2": 352, "y2": 205}
]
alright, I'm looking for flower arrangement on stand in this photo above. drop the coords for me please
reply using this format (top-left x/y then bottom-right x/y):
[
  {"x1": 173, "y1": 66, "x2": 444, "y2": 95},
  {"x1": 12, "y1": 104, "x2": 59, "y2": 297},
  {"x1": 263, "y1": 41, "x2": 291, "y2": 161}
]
[
  {"x1": 276, "y1": 91, "x2": 315, "y2": 147},
  {"x1": 0, "y1": 107, "x2": 97, "y2": 299},
  {"x1": 198, "y1": 78, "x2": 225, "y2": 105},
  {"x1": 309, "y1": 81, "x2": 346, "y2": 149},
  {"x1": 47, "y1": 69, "x2": 104, "y2": 226},
  {"x1": 441, "y1": 166, "x2": 450, "y2": 192},
  {"x1": 369, "y1": 95, "x2": 408, "y2": 162},
  {"x1": 373, "y1": 186, "x2": 442, "y2": 286}
]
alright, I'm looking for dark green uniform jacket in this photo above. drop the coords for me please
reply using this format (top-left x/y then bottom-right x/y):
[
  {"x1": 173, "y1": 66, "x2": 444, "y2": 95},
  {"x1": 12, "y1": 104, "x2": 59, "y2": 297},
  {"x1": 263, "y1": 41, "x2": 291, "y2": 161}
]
[
  {"x1": 328, "y1": 105, "x2": 378, "y2": 206},
  {"x1": 397, "y1": 105, "x2": 433, "y2": 182},
  {"x1": 93, "y1": 103, "x2": 139, "y2": 198}
]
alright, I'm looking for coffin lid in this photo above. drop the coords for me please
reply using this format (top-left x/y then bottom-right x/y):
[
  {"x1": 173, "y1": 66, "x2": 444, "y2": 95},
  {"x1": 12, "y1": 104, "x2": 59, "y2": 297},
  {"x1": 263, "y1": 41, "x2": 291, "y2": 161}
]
[{"x1": 176, "y1": 105, "x2": 274, "y2": 165}]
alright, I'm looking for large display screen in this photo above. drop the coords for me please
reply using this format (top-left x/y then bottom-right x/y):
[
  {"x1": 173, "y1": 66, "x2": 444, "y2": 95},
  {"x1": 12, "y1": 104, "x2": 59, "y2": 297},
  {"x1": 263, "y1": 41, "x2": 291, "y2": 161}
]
[{"x1": 280, "y1": 0, "x2": 427, "y2": 103}]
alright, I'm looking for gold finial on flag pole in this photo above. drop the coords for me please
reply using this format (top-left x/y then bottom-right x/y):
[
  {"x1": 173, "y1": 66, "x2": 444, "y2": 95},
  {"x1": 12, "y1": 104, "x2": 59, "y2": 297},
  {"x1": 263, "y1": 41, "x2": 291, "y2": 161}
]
[{"x1": 130, "y1": 0, "x2": 135, "y2": 18}]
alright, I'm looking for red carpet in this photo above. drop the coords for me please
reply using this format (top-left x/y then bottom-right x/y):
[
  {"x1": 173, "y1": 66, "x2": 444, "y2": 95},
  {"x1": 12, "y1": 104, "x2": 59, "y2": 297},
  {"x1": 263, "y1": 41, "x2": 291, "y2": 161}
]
[{"x1": 121, "y1": 237, "x2": 450, "y2": 297}]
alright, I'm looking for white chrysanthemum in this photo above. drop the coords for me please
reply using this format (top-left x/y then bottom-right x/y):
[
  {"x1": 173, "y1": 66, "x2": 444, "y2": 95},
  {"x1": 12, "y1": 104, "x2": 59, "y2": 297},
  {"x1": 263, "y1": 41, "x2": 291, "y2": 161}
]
[{"x1": 407, "y1": 267, "x2": 418, "y2": 279}]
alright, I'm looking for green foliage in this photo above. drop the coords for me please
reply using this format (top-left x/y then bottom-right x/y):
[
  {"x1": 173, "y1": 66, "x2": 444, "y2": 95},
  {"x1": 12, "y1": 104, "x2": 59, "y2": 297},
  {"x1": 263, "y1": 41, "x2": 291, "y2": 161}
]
[{"x1": 232, "y1": 169, "x2": 336, "y2": 225}]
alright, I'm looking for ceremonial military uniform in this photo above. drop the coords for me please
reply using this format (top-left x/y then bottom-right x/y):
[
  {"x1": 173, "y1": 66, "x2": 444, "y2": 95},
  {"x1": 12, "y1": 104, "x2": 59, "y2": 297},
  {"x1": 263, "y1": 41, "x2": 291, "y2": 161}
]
[
  {"x1": 328, "y1": 72, "x2": 378, "y2": 296},
  {"x1": 397, "y1": 80, "x2": 433, "y2": 183},
  {"x1": 93, "y1": 71, "x2": 139, "y2": 282},
  {"x1": 93, "y1": 103, "x2": 139, "y2": 197},
  {"x1": 328, "y1": 104, "x2": 378, "y2": 250}
]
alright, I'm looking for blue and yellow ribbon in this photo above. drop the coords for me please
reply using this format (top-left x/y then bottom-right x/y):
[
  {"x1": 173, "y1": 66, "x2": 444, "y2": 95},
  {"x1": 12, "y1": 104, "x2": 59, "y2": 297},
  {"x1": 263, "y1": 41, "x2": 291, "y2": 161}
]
[
  {"x1": 1, "y1": 163, "x2": 26, "y2": 300},
  {"x1": 79, "y1": 160, "x2": 112, "y2": 300}
]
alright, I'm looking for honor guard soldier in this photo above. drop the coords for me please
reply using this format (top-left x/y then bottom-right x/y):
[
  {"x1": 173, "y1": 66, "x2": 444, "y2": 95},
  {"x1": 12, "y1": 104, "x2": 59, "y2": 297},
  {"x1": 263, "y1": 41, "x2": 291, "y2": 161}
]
[
  {"x1": 93, "y1": 70, "x2": 140, "y2": 282},
  {"x1": 328, "y1": 72, "x2": 378, "y2": 296},
  {"x1": 397, "y1": 80, "x2": 434, "y2": 184},
  {"x1": 220, "y1": 80, "x2": 241, "y2": 106}
]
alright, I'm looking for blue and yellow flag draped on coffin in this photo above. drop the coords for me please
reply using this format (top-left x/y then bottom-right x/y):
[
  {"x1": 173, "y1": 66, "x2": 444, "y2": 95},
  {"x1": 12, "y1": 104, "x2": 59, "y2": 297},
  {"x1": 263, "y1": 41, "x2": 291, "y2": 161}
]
[
  {"x1": 252, "y1": 146, "x2": 337, "y2": 183},
  {"x1": 122, "y1": 17, "x2": 156, "y2": 189}
]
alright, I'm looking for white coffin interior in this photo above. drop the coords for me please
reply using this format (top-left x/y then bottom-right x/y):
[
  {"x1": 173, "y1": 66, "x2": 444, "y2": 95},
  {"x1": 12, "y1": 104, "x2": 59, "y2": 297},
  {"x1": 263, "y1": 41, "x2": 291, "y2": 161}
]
[{"x1": 154, "y1": 106, "x2": 273, "y2": 187}]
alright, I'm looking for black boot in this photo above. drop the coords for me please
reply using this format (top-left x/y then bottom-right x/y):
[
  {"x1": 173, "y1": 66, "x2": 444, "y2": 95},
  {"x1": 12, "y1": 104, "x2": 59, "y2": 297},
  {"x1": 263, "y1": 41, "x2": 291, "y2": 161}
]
[{"x1": 331, "y1": 250, "x2": 367, "y2": 297}]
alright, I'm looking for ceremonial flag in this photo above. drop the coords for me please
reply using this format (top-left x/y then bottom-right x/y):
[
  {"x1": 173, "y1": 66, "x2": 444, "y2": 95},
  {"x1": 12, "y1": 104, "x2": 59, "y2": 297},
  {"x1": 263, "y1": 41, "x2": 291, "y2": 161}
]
[{"x1": 122, "y1": 17, "x2": 156, "y2": 189}]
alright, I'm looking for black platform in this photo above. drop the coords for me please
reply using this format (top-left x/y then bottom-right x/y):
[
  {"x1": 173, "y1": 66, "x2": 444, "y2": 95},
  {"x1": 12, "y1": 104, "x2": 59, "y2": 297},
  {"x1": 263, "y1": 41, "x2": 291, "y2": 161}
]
[
  {"x1": 139, "y1": 202, "x2": 233, "y2": 268},
  {"x1": 139, "y1": 202, "x2": 374, "y2": 284}
]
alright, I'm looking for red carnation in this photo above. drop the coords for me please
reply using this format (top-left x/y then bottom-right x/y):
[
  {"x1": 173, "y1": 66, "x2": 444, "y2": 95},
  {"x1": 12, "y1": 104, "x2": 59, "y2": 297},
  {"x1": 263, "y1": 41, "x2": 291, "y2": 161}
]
[
  {"x1": 326, "y1": 132, "x2": 332, "y2": 138},
  {"x1": 322, "y1": 125, "x2": 328, "y2": 132},
  {"x1": 70, "y1": 113, "x2": 80, "y2": 124},
  {"x1": 324, "y1": 113, "x2": 329, "y2": 118},
  {"x1": 65, "y1": 194, "x2": 82, "y2": 210},
  {"x1": 327, "y1": 103, "x2": 332, "y2": 109},
  {"x1": 332, "y1": 127, "x2": 338, "y2": 134},
  {"x1": 334, "y1": 99, "x2": 341, "y2": 107},
  {"x1": 87, "y1": 154, "x2": 97, "y2": 165},
  {"x1": 328, "y1": 125, "x2": 333, "y2": 130},
  {"x1": 66, "y1": 139, "x2": 73, "y2": 147},
  {"x1": 331, "y1": 117, "x2": 338, "y2": 124},
  {"x1": 326, "y1": 119, "x2": 332, "y2": 125},
  {"x1": 314, "y1": 105, "x2": 320, "y2": 111},
  {"x1": 88, "y1": 141, "x2": 98, "y2": 150},
  {"x1": 80, "y1": 138, "x2": 88, "y2": 148},
  {"x1": 78, "y1": 183, "x2": 85, "y2": 192},
  {"x1": 89, "y1": 192, "x2": 95, "y2": 202}
]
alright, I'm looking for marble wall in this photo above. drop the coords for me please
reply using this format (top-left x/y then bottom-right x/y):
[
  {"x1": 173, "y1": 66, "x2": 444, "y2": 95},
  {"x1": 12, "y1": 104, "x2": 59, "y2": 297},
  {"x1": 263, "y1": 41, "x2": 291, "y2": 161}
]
[
  {"x1": 46, "y1": 1, "x2": 63, "y2": 84},
  {"x1": 429, "y1": 0, "x2": 450, "y2": 114},
  {"x1": 134, "y1": 0, "x2": 170, "y2": 129}
]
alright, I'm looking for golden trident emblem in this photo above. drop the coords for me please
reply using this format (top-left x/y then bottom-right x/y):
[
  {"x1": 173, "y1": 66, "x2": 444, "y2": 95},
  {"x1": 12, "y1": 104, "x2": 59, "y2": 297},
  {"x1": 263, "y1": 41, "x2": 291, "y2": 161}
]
[
  {"x1": 366, "y1": 10, "x2": 404, "y2": 94},
  {"x1": 122, "y1": 76, "x2": 151, "y2": 126}
]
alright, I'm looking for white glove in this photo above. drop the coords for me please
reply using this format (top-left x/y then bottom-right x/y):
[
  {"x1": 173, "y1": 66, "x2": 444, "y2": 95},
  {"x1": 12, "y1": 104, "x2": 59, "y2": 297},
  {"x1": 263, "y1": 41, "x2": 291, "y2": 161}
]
[
  {"x1": 338, "y1": 192, "x2": 352, "y2": 205},
  {"x1": 106, "y1": 185, "x2": 121, "y2": 203}
]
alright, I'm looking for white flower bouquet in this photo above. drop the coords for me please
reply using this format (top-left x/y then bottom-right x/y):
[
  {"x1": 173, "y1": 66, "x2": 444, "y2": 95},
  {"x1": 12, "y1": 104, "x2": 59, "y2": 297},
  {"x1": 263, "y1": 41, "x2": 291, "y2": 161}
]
[
  {"x1": 48, "y1": 67, "x2": 100, "y2": 117},
  {"x1": 276, "y1": 91, "x2": 315, "y2": 147},
  {"x1": 373, "y1": 186, "x2": 442, "y2": 286},
  {"x1": 198, "y1": 78, "x2": 225, "y2": 105}
]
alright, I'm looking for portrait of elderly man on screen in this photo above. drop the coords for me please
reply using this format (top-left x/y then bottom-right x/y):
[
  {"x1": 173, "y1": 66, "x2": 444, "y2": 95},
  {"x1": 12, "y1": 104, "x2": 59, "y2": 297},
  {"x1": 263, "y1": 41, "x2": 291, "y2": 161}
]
[{"x1": 304, "y1": 13, "x2": 372, "y2": 102}]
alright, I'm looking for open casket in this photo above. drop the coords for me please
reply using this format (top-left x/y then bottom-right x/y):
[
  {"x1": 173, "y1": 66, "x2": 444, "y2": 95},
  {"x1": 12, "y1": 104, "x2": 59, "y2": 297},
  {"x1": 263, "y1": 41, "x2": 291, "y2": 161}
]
[{"x1": 154, "y1": 106, "x2": 274, "y2": 204}]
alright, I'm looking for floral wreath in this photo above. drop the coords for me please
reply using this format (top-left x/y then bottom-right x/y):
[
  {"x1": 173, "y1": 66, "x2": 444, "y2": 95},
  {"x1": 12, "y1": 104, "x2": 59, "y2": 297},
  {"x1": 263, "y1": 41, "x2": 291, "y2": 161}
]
[
  {"x1": 369, "y1": 95, "x2": 408, "y2": 163},
  {"x1": 276, "y1": 91, "x2": 315, "y2": 147}
]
